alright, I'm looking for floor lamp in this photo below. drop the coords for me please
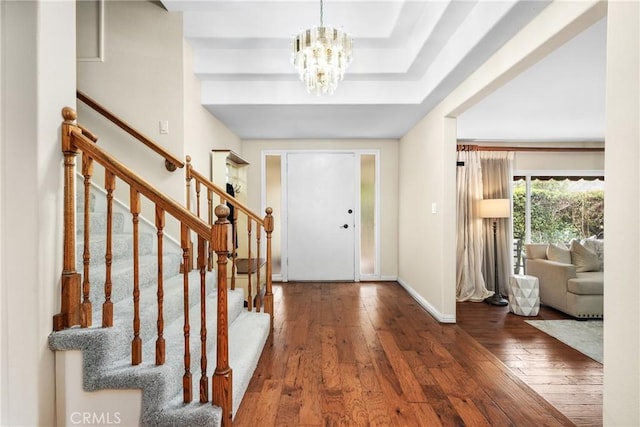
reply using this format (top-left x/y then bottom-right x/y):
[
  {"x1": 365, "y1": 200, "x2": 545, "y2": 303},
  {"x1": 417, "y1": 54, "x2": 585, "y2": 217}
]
[{"x1": 479, "y1": 198, "x2": 510, "y2": 306}]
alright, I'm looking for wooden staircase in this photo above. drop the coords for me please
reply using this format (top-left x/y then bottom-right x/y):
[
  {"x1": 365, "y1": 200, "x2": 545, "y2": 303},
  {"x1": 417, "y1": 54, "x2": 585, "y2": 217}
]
[{"x1": 48, "y1": 99, "x2": 274, "y2": 426}]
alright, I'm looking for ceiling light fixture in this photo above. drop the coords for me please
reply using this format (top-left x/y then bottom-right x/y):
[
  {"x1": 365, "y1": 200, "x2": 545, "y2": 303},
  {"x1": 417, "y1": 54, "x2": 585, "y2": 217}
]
[{"x1": 291, "y1": 0, "x2": 353, "y2": 96}]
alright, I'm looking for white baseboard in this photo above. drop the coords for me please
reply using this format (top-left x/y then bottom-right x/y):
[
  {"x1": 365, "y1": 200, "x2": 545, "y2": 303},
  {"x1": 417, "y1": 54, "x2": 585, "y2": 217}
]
[
  {"x1": 358, "y1": 275, "x2": 397, "y2": 282},
  {"x1": 396, "y1": 277, "x2": 456, "y2": 323},
  {"x1": 273, "y1": 275, "x2": 397, "y2": 283}
]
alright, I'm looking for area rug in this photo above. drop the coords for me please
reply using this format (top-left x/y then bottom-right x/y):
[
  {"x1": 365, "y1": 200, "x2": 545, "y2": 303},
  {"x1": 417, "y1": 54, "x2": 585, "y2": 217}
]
[{"x1": 525, "y1": 319, "x2": 603, "y2": 364}]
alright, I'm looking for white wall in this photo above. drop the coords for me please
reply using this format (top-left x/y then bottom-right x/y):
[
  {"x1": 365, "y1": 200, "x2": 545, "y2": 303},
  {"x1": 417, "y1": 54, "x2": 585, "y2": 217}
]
[
  {"x1": 603, "y1": 0, "x2": 640, "y2": 424},
  {"x1": 77, "y1": 0, "x2": 185, "y2": 238},
  {"x1": 0, "y1": 1, "x2": 76, "y2": 425},
  {"x1": 183, "y1": 41, "x2": 241, "y2": 174},
  {"x1": 77, "y1": 1, "x2": 241, "y2": 239},
  {"x1": 399, "y1": 0, "x2": 606, "y2": 322},
  {"x1": 242, "y1": 139, "x2": 399, "y2": 280}
]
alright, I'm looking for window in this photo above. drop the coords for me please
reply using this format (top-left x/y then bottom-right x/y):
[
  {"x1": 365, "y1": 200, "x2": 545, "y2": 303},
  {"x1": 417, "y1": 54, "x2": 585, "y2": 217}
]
[{"x1": 513, "y1": 174, "x2": 604, "y2": 245}]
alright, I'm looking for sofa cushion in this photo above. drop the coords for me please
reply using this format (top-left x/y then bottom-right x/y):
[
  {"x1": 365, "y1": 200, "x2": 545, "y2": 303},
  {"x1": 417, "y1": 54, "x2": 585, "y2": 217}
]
[
  {"x1": 547, "y1": 243, "x2": 571, "y2": 264},
  {"x1": 570, "y1": 240, "x2": 600, "y2": 272},
  {"x1": 567, "y1": 271, "x2": 604, "y2": 295},
  {"x1": 525, "y1": 244, "x2": 548, "y2": 260}
]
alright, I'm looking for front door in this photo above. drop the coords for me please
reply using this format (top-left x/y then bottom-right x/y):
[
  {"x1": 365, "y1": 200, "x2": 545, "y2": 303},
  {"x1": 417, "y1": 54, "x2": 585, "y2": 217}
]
[{"x1": 286, "y1": 152, "x2": 356, "y2": 281}]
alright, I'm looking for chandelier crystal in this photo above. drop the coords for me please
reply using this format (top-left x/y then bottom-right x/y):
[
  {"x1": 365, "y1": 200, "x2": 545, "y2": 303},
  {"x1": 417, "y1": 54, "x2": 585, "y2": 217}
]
[{"x1": 291, "y1": 0, "x2": 353, "y2": 95}]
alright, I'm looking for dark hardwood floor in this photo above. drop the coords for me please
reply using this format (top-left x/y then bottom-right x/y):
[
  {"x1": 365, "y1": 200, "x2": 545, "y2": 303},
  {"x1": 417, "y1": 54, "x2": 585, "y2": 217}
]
[
  {"x1": 234, "y1": 282, "x2": 601, "y2": 426},
  {"x1": 456, "y1": 299, "x2": 603, "y2": 427}
]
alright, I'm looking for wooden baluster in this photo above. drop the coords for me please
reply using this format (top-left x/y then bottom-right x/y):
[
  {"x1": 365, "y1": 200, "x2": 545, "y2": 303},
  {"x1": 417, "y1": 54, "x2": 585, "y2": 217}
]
[
  {"x1": 255, "y1": 224, "x2": 262, "y2": 312},
  {"x1": 181, "y1": 223, "x2": 192, "y2": 403},
  {"x1": 264, "y1": 207, "x2": 274, "y2": 328},
  {"x1": 246, "y1": 219, "x2": 253, "y2": 311},
  {"x1": 102, "y1": 171, "x2": 115, "y2": 327},
  {"x1": 184, "y1": 156, "x2": 193, "y2": 272},
  {"x1": 198, "y1": 236, "x2": 208, "y2": 403},
  {"x1": 155, "y1": 206, "x2": 165, "y2": 365},
  {"x1": 81, "y1": 152, "x2": 94, "y2": 328},
  {"x1": 185, "y1": 155, "x2": 192, "y2": 212},
  {"x1": 196, "y1": 180, "x2": 202, "y2": 218},
  {"x1": 130, "y1": 188, "x2": 142, "y2": 365},
  {"x1": 207, "y1": 189, "x2": 214, "y2": 271},
  {"x1": 230, "y1": 208, "x2": 237, "y2": 291},
  {"x1": 212, "y1": 205, "x2": 232, "y2": 426},
  {"x1": 195, "y1": 180, "x2": 203, "y2": 273},
  {"x1": 54, "y1": 107, "x2": 81, "y2": 331}
]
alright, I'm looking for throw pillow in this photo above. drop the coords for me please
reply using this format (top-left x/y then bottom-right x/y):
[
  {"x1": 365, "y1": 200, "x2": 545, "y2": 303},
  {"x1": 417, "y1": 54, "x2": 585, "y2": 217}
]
[
  {"x1": 581, "y1": 237, "x2": 604, "y2": 271},
  {"x1": 546, "y1": 243, "x2": 571, "y2": 264},
  {"x1": 570, "y1": 239, "x2": 600, "y2": 272}
]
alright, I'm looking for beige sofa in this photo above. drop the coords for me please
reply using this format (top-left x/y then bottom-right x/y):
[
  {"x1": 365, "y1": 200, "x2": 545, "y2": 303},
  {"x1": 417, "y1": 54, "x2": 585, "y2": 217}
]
[{"x1": 525, "y1": 241, "x2": 603, "y2": 319}]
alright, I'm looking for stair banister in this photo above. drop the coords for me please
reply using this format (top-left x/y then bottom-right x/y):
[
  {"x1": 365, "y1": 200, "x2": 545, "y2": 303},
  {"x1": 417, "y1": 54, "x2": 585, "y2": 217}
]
[
  {"x1": 53, "y1": 106, "x2": 267, "y2": 425},
  {"x1": 185, "y1": 157, "x2": 274, "y2": 321},
  {"x1": 54, "y1": 107, "x2": 213, "y2": 335},
  {"x1": 54, "y1": 106, "x2": 218, "y2": 389}
]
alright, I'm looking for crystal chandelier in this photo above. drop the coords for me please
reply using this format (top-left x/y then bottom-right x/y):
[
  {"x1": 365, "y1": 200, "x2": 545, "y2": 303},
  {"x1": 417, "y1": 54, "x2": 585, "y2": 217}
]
[{"x1": 291, "y1": 0, "x2": 353, "y2": 95}]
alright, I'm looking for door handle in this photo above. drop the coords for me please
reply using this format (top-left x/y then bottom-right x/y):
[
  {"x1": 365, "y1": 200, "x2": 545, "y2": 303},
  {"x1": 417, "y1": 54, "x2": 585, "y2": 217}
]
[{"x1": 341, "y1": 224, "x2": 349, "y2": 229}]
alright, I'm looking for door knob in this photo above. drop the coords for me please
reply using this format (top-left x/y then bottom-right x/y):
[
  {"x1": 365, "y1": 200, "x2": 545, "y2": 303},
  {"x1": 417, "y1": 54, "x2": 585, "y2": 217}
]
[
  {"x1": 348, "y1": 209, "x2": 353, "y2": 214},
  {"x1": 342, "y1": 224, "x2": 349, "y2": 229}
]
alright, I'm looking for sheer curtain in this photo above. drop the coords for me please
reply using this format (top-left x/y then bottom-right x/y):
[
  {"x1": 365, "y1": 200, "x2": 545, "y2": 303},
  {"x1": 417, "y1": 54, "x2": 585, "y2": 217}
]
[
  {"x1": 480, "y1": 152, "x2": 514, "y2": 297},
  {"x1": 456, "y1": 150, "x2": 492, "y2": 301}
]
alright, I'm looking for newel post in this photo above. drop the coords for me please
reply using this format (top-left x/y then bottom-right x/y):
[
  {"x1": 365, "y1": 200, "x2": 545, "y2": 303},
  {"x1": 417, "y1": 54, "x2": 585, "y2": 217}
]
[
  {"x1": 212, "y1": 205, "x2": 232, "y2": 426},
  {"x1": 263, "y1": 207, "x2": 274, "y2": 328},
  {"x1": 53, "y1": 107, "x2": 82, "y2": 331}
]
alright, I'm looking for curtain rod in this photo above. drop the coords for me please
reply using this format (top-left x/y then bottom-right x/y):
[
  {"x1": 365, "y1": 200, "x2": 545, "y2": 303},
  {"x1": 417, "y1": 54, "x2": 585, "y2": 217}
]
[{"x1": 456, "y1": 144, "x2": 604, "y2": 152}]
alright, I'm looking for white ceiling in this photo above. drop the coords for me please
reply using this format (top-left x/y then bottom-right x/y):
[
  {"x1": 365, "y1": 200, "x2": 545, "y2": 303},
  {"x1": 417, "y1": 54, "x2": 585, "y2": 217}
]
[
  {"x1": 161, "y1": 0, "x2": 605, "y2": 141},
  {"x1": 458, "y1": 17, "x2": 606, "y2": 142}
]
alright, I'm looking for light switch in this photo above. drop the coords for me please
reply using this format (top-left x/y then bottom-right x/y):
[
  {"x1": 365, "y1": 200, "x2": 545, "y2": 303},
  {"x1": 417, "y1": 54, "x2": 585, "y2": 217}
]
[
  {"x1": 431, "y1": 202, "x2": 437, "y2": 214},
  {"x1": 159, "y1": 120, "x2": 169, "y2": 134}
]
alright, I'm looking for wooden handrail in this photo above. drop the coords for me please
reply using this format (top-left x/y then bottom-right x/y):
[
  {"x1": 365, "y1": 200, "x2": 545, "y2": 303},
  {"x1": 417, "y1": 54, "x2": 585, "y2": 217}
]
[
  {"x1": 77, "y1": 90, "x2": 185, "y2": 171},
  {"x1": 69, "y1": 128, "x2": 209, "y2": 237}
]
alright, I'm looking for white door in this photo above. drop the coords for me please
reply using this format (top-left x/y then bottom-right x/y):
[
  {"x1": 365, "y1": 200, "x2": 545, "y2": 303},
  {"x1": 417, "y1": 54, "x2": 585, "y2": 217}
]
[{"x1": 286, "y1": 152, "x2": 356, "y2": 281}]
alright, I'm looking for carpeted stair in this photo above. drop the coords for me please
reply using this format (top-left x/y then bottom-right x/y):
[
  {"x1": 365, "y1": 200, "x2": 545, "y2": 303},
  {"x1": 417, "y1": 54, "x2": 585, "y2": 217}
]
[{"x1": 49, "y1": 181, "x2": 270, "y2": 426}]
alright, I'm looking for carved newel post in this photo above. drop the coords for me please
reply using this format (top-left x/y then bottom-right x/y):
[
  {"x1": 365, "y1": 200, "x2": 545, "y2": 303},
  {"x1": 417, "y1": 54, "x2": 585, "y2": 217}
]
[
  {"x1": 53, "y1": 107, "x2": 82, "y2": 331},
  {"x1": 212, "y1": 205, "x2": 232, "y2": 426}
]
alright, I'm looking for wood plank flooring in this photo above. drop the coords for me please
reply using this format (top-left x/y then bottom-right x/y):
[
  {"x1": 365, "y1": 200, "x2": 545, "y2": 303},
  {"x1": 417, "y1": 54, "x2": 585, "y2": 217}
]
[
  {"x1": 456, "y1": 300, "x2": 603, "y2": 427},
  {"x1": 234, "y1": 282, "x2": 597, "y2": 426}
]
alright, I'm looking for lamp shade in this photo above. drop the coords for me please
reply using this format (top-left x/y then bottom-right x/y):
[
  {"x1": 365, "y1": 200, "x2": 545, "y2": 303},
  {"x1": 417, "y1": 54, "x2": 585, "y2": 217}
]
[{"x1": 479, "y1": 198, "x2": 510, "y2": 219}]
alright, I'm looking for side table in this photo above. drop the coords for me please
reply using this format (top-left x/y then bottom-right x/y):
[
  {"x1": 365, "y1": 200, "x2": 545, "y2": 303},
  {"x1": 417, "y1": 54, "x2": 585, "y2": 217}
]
[{"x1": 509, "y1": 275, "x2": 540, "y2": 316}]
